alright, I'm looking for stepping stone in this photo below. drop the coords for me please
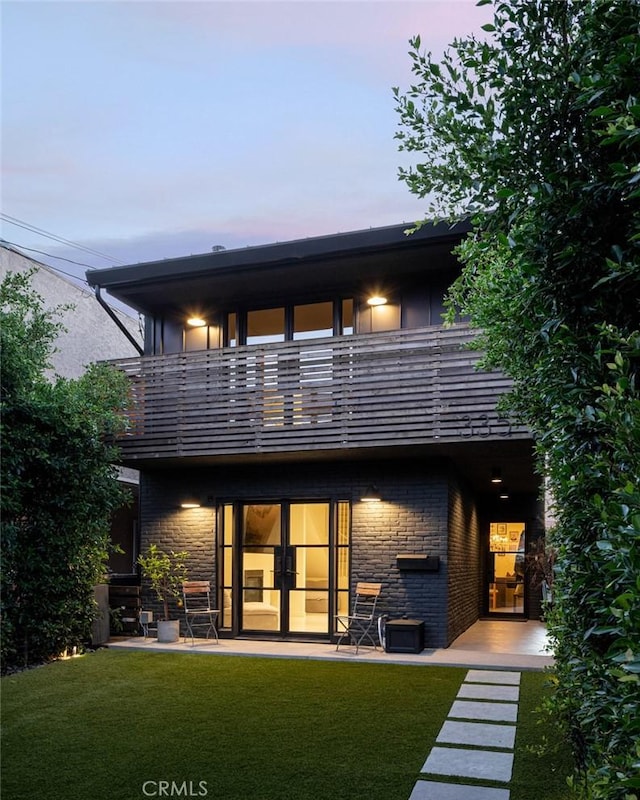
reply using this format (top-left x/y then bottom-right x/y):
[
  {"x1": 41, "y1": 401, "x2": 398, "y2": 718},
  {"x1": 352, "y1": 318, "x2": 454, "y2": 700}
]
[
  {"x1": 421, "y1": 746, "x2": 514, "y2": 782},
  {"x1": 457, "y1": 683, "x2": 520, "y2": 702},
  {"x1": 409, "y1": 781, "x2": 510, "y2": 800},
  {"x1": 449, "y1": 700, "x2": 518, "y2": 722},
  {"x1": 437, "y1": 720, "x2": 517, "y2": 750},
  {"x1": 466, "y1": 670, "x2": 520, "y2": 685}
]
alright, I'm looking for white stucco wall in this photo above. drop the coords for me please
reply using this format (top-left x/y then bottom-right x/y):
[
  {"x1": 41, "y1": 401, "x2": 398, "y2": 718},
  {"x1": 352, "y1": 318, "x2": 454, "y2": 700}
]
[{"x1": 1, "y1": 245, "x2": 142, "y2": 379}]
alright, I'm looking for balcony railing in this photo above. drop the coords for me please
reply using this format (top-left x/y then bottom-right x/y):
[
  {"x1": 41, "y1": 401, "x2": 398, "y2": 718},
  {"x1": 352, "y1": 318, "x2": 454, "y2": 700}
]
[{"x1": 109, "y1": 324, "x2": 528, "y2": 463}]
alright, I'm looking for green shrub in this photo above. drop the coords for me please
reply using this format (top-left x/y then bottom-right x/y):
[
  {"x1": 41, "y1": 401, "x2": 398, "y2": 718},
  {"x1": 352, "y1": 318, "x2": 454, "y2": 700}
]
[{"x1": 1, "y1": 270, "x2": 130, "y2": 671}]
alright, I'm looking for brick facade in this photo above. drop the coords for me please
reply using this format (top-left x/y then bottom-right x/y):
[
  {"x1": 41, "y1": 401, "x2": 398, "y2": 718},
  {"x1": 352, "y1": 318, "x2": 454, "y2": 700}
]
[
  {"x1": 138, "y1": 458, "x2": 543, "y2": 646},
  {"x1": 446, "y1": 475, "x2": 481, "y2": 644},
  {"x1": 139, "y1": 459, "x2": 461, "y2": 647}
]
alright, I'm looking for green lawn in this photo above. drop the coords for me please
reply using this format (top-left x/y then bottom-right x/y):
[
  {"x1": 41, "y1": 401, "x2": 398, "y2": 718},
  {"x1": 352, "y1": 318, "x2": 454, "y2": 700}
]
[{"x1": 1, "y1": 650, "x2": 575, "y2": 800}]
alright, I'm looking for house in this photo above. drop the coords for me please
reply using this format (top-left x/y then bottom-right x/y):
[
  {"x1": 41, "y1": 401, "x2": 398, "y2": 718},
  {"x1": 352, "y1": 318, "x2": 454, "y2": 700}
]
[{"x1": 86, "y1": 221, "x2": 544, "y2": 648}]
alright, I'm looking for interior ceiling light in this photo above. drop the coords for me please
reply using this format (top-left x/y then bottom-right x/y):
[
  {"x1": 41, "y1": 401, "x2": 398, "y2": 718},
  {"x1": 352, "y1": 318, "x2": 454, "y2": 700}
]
[
  {"x1": 367, "y1": 295, "x2": 388, "y2": 306},
  {"x1": 491, "y1": 467, "x2": 503, "y2": 484},
  {"x1": 187, "y1": 317, "x2": 207, "y2": 327}
]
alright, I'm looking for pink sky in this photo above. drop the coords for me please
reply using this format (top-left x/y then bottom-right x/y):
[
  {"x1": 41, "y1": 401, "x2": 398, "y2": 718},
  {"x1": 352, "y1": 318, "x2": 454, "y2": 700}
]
[{"x1": 1, "y1": 1, "x2": 492, "y2": 275}]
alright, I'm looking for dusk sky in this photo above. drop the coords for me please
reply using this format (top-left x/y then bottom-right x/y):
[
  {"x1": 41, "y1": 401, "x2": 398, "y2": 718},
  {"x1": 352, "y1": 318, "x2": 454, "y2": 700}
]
[{"x1": 1, "y1": 0, "x2": 491, "y2": 287}]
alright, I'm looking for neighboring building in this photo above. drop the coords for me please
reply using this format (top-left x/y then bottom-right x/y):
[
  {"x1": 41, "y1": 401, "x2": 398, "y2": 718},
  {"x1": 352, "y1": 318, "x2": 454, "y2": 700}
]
[
  {"x1": 1, "y1": 244, "x2": 143, "y2": 581},
  {"x1": 86, "y1": 221, "x2": 544, "y2": 648}
]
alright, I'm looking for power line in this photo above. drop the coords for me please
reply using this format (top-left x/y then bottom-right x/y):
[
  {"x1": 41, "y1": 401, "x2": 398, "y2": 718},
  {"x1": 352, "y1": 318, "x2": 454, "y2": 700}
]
[
  {"x1": 0, "y1": 213, "x2": 126, "y2": 264},
  {"x1": 1, "y1": 239, "x2": 143, "y2": 326},
  {"x1": 1, "y1": 240, "x2": 96, "y2": 278}
]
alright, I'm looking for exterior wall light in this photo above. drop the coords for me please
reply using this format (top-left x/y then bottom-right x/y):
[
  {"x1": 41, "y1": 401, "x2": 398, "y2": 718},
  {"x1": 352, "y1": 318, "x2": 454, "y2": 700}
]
[
  {"x1": 499, "y1": 487, "x2": 510, "y2": 500},
  {"x1": 367, "y1": 296, "x2": 388, "y2": 307},
  {"x1": 187, "y1": 317, "x2": 207, "y2": 327},
  {"x1": 491, "y1": 467, "x2": 503, "y2": 484},
  {"x1": 361, "y1": 485, "x2": 382, "y2": 502},
  {"x1": 180, "y1": 497, "x2": 201, "y2": 508}
]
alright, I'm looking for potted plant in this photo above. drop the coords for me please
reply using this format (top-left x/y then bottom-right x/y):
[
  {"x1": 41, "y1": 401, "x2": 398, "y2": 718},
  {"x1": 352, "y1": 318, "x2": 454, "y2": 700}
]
[
  {"x1": 525, "y1": 536, "x2": 557, "y2": 607},
  {"x1": 137, "y1": 544, "x2": 188, "y2": 642}
]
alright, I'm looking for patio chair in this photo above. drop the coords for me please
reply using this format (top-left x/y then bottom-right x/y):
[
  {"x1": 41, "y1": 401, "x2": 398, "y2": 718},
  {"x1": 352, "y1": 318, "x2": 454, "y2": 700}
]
[
  {"x1": 182, "y1": 581, "x2": 220, "y2": 646},
  {"x1": 335, "y1": 582, "x2": 382, "y2": 653}
]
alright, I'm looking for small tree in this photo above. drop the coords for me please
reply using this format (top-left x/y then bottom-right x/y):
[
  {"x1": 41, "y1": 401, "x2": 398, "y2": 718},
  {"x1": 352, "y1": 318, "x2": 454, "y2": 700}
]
[
  {"x1": 1, "y1": 269, "x2": 130, "y2": 671},
  {"x1": 394, "y1": 1, "x2": 639, "y2": 796},
  {"x1": 137, "y1": 544, "x2": 188, "y2": 621}
]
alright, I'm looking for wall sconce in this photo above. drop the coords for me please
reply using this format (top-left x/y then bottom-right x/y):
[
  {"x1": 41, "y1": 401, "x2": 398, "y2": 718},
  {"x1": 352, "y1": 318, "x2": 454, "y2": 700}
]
[
  {"x1": 499, "y1": 486, "x2": 510, "y2": 500},
  {"x1": 361, "y1": 485, "x2": 382, "y2": 502},
  {"x1": 180, "y1": 496, "x2": 201, "y2": 508},
  {"x1": 367, "y1": 295, "x2": 388, "y2": 307},
  {"x1": 491, "y1": 467, "x2": 503, "y2": 484}
]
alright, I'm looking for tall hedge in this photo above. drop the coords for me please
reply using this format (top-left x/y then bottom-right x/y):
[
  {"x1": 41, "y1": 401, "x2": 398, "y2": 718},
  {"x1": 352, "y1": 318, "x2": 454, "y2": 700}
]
[
  {"x1": 394, "y1": 1, "x2": 639, "y2": 797},
  {"x1": 0, "y1": 270, "x2": 130, "y2": 671}
]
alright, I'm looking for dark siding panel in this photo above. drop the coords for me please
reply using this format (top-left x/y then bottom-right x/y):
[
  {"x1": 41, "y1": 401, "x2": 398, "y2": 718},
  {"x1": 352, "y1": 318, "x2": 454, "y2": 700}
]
[
  {"x1": 402, "y1": 288, "x2": 431, "y2": 328},
  {"x1": 163, "y1": 320, "x2": 183, "y2": 354}
]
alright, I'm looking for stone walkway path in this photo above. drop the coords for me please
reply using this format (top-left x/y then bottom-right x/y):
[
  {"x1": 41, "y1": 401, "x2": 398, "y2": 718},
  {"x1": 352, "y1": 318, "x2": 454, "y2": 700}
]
[{"x1": 408, "y1": 669, "x2": 521, "y2": 800}]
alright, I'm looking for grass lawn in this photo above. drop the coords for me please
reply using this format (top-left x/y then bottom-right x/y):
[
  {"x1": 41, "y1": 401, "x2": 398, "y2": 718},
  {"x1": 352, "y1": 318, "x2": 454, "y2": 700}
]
[{"x1": 1, "y1": 649, "x2": 575, "y2": 800}]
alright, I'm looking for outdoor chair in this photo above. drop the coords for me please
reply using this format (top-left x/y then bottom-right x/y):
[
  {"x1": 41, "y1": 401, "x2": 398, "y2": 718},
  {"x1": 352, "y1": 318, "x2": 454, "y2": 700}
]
[
  {"x1": 182, "y1": 581, "x2": 220, "y2": 646},
  {"x1": 335, "y1": 582, "x2": 382, "y2": 653}
]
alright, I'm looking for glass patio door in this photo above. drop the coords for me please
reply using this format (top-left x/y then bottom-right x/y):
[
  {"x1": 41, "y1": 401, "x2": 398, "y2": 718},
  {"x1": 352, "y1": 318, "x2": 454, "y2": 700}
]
[{"x1": 220, "y1": 501, "x2": 345, "y2": 636}]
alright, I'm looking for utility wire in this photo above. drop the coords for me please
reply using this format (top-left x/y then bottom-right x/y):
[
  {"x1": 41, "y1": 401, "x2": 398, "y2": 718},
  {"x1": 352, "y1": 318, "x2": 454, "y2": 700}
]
[
  {"x1": 1, "y1": 240, "x2": 97, "y2": 278},
  {"x1": 0, "y1": 213, "x2": 126, "y2": 264},
  {"x1": 1, "y1": 239, "x2": 142, "y2": 325}
]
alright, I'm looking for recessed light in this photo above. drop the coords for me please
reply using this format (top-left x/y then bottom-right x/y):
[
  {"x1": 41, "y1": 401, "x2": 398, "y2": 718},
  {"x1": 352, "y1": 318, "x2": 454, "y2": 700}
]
[
  {"x1": 367, "y1": 296, "x2": 388, "y2": 307},
  {"x1": 187, "y1": 317, "x2": 207, "y2": 327}
]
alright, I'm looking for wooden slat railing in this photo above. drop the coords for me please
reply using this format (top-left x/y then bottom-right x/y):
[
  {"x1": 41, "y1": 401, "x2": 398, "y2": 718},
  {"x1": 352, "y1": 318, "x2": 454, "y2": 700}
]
[{"x1": 108, "y1": 324, "x2": 528, "y2": 462}]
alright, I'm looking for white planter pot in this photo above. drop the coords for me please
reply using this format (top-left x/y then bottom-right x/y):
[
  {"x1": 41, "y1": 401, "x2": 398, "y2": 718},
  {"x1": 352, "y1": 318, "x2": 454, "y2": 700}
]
[{"x1": 157, "y1": 619, "x2": 180, "y2": 643}]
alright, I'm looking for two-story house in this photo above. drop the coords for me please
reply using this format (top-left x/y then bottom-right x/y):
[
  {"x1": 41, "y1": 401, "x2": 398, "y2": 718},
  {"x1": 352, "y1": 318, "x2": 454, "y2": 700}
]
[{"x1": 86, "y1": 220, "x2": 544, "y2": 649}]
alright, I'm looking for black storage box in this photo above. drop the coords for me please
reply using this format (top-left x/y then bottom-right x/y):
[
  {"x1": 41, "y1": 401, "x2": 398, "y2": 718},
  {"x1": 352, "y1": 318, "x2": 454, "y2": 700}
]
[{"x1": 384, "y1": 618, "x2": 425, "y2": 654}]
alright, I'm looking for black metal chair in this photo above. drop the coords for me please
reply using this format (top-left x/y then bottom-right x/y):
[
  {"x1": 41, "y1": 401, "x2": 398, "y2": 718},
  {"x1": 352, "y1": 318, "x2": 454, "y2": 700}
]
[
  {"x1": 335, "y1": 582, "x2": 382, "y2": 653},
  {"x1": 182, "y1": 581, "x2": 219, "y2": 646}
]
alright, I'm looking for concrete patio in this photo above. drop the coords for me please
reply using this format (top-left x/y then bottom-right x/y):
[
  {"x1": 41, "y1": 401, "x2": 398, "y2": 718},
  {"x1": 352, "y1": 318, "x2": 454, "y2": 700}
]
[{"x1": 108, "y1": 618, "x2": 553, "y2": 671}]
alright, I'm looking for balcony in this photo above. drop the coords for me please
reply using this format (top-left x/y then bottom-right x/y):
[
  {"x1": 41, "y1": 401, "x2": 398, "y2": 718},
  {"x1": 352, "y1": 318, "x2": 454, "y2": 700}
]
[{"x1": 109, "y1": 324, "x2": 529, "y2": 465}]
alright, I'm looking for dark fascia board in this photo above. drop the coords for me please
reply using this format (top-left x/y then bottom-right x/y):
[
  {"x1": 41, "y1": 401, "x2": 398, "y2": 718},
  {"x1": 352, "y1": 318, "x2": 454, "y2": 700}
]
[{"x1": 86, "y1": 219, "x2": 472, "y2": 292}]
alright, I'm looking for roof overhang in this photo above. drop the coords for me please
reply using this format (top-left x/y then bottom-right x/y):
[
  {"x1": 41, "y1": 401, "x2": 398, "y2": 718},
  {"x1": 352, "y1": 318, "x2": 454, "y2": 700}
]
[{"x1": 86, "y1": 219, "x2": 472, "y2": 316}]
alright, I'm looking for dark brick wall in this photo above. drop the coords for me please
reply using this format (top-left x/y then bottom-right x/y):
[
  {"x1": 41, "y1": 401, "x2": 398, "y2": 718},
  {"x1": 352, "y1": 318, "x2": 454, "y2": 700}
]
[
  {"x1": 138, "y1": 458, "x2": 454, "y2": 645},
  {"x1": 138, "y1": 473, "x2": 216, "y2": 623},
  {"x1": 446, "y1": 474, "x2": 481, "y2": 645},
  {"x1": 350, "y1": 463, "x2": 449, "y2": 648}
]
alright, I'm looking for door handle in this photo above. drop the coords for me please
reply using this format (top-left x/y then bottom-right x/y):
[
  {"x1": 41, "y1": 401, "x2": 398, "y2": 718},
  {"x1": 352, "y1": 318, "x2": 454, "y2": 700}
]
[{"x1": 273, "y1": 546, "x2": 283, "y2": 589}]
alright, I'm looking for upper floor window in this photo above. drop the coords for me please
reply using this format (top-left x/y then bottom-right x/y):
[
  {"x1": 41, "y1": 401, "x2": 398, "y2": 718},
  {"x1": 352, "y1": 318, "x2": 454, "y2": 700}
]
[
  {"x1": 226, "y1": 299, "x2": 355, "y2": 347},
  {"x1": 247, "y1": 307, "x2": 286, "y2": 345},
  {"x1": 159, "y1": 295, "x2": 398, "y2": 355},
  {"x1": 293, "y1": 302, "x2": 334, "y2": 341}
]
